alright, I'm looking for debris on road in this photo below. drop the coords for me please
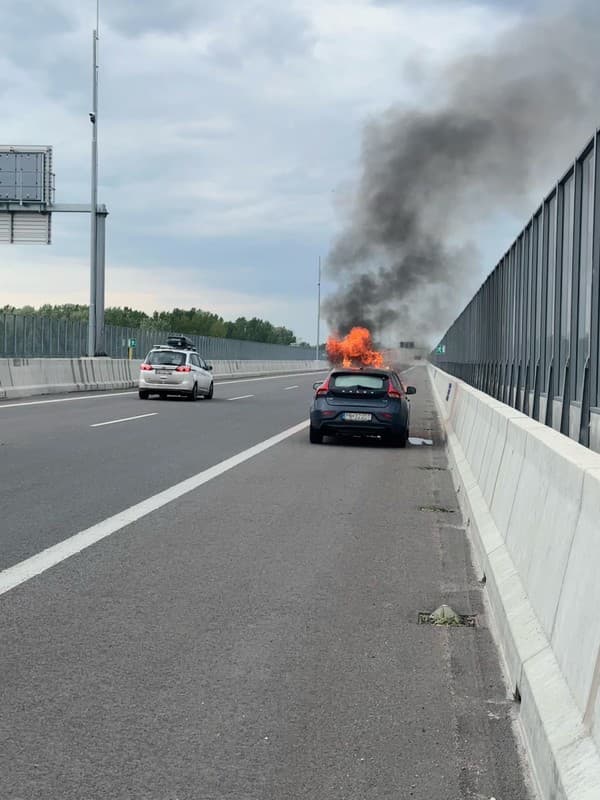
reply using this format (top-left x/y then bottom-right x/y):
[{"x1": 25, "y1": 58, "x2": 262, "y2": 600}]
[{"x1": 429, "y1": 604, "x2": 463, "y2": 625}]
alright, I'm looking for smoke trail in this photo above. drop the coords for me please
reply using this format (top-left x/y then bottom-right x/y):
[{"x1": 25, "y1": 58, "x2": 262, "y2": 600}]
[{"x1": 325, "y1": 1, "x2": 600, "y2": 344}]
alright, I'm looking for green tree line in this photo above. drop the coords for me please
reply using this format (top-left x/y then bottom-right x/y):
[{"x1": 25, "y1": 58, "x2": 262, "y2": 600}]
[{"x1": 1, "y1": 304, "x2": 305, "y2": 346}]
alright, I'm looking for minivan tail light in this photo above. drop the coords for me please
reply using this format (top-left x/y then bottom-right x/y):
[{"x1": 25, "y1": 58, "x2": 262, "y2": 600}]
[
  {"x1": 315, "y1": 378, "x2": 330, "y2": 396},
  {"x1": 176, "y1": 365, "x2": 192, "y2": 372},
  {"x1": 141, "y1": 364, "x2": 153, "y2": 371}
]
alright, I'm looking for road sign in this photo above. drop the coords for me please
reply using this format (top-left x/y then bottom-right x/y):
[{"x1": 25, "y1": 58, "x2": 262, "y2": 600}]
[
  {"x1": 435, "y1": 344, "x2": 446, "y2": 354},
  {"x1": 0, "y1": 146, "x2": 54, "y2": 243},
  {"x1": 128, "y1": 338, "x2": 137, "y2": 348}
]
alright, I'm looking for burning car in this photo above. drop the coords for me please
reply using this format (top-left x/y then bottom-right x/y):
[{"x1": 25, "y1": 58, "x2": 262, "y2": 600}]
[
  {"x1": 309, "y1": 366, "x2": 416, "y2": 446},
  {"x1": 326, "y1": 326, "x2": 384, "y2": 368}
]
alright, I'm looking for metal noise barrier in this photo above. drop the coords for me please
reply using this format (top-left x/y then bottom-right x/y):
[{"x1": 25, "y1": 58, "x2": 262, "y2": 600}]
[
  {"x1": 0, "y1": 314, "x2": 316, "y2": 362},
  {"x1": 432, "y1": 128, "x2": 600, "y2": 451}
]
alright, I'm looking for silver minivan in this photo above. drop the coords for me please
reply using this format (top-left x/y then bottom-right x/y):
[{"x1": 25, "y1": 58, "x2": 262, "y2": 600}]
[{"x1": 139, "y1": 345, "x2": 214, "y2": 401}]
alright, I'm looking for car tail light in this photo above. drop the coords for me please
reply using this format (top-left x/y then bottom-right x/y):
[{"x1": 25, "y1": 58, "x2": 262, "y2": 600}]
[
  {"x1": 141, "y1": 364, "x2": 153, "y2": 371},
  {"x1": 387, "y1": 384, "x2": 402, "y2": 399},
  {"x1": 315, "y1": 378, "x2": 330, "y2": 396},
  {"x1": 176, "y1": 365, "x2": 192, "y2": 372}
]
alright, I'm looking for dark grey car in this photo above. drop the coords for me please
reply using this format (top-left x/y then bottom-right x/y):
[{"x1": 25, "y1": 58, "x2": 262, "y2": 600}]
[{"x1": 309, "y1": 368, "x2": 416, "y2": 447}]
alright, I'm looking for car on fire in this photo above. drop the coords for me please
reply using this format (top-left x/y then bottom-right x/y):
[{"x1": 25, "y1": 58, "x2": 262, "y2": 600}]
[{"x1": 309, "y1": 367, "x2": 416, "y2": 446}]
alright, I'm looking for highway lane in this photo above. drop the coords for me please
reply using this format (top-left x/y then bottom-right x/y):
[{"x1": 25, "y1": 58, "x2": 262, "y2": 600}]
[
  {"x1": 0, "y1": 371, "x2": 327, "y2": 570},
  {"x1": 0, "y1": 365, "x2": 534, "y2": 800}
]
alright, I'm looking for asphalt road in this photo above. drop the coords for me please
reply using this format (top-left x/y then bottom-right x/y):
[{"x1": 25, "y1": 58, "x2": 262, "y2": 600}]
[
  {"x1": 0, "y1": 371, "x2": 329, "y2": 571},
  {"x1": 0, "y1": 366, "x2": 536, "y2": 799}
]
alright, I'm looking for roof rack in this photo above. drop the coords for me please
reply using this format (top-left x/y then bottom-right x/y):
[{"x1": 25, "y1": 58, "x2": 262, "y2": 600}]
[{"x1": 166, "y1": 335, "x2": 196, "y2": 351}]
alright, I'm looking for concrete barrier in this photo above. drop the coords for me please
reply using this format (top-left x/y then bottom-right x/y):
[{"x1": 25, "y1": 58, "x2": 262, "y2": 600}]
[
  {"x1": 0, "y1": 357, "x2": 329, "y2": 400},
  {"x1": 429, "y1": 363, "x2": 600, "y2": 800}
]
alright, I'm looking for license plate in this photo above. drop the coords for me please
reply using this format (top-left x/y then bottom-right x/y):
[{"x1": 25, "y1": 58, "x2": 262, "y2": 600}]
[
  {"x1": 156, "y1": 369, "x2": 170, "y2": 375},
  {"x1": 343, "y1": 412, "x2": 372, "y2": 422}
]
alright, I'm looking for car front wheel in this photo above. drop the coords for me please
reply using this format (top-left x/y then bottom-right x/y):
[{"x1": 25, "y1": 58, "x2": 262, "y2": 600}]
[{"x1": 205, "y1": 382, "x2": 214, "y2": 399}]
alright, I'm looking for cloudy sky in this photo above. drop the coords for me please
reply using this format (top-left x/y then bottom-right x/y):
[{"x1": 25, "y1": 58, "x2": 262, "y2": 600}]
[{"x1": 0, "y1": 0, "x2": 558, "y2": 343}]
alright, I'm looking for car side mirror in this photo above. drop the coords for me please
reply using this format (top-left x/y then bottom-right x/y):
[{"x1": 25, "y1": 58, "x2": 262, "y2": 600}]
[
  {"x1": 206, "y1": 365, "x2": 213, "y2": 371},
  {"x1": 313, "y1": 381, "x2": 322, "y2": 390},
  {"x1": 406, "y1": 385, "x2": 417, "y2": 395}
]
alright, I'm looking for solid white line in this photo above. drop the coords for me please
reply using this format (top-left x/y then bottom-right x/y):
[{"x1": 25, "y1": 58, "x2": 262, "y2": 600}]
[
  {"x1": 90, "y1": 413, "x2": 157, "y2": 428},
  {"x1": 227, "y1": 394, "x2": 254, "y2": 401},
  {"x1": 283, "y1": 385, "x2": 299, "y2": 390},
  {"x1": 0, "y1": 371, "x2": 329, "y2": 410},
  {"x1": 0, "y1": 420, "x2": 309, "y2": 597}
]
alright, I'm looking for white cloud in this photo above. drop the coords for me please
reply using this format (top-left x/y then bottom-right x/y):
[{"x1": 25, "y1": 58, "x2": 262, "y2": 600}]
[{"x1": 0, "y1": 0, "x2": 520, "y2": 342}]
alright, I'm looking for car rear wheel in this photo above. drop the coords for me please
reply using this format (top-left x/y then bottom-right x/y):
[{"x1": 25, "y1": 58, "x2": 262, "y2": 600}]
[
  {"x1": 205, "y1": 381, "x2": 214, "y2": 399},
  {"x1": 139, "y1": 390, "x2": 149, "y2": 400},
  {"x1": 188, "y1": 383, "x2": 198, "y2": 402},
  {"x1": 309, "y1": 425, "x2": 323, "y2": 444},
  {"x1": 390, "y1": 428, "x2": 408, "y2": 448}
]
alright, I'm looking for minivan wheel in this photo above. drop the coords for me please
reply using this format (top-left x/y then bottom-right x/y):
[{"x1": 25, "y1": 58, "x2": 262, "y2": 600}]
[
  {"x1": 139, "y1": 390, "x2": 149, "y2": 400},
  {"x1": 205, "y1": 382, "x2": 214, "y2": 400},
  {"x1": 309, "y1": 425, "x2": 323, "y2": 444},
  {"x1": 188, "y1": 383, "x2": 198, "y2": 402}
]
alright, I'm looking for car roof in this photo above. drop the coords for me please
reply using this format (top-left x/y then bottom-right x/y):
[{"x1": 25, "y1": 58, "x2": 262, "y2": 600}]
[
  {"x1": 150, "y1": 344, "x2": 195, "y2": 352},
  {"x1": 330, "y1": 367, "x2": 394, "y2": 376}
]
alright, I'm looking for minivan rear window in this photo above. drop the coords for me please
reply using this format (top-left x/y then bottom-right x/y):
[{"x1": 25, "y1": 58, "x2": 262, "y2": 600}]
[
  {"x1": 331, "y1": 373, "x2": 387, "y2": 390},
  {"x1": 146, "y1": 350, "x2": 187, "y2": 366}
]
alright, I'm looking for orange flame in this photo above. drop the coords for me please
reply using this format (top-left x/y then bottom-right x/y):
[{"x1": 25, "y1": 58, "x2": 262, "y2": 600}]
[{"x1": 326, "y1": 327, "x2": 384, "y2": 368}]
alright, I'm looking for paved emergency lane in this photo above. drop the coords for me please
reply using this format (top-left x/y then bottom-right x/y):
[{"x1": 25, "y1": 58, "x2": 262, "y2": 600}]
[{"x1": 0, "y1": 366, "x2": 535, "y2": 800}]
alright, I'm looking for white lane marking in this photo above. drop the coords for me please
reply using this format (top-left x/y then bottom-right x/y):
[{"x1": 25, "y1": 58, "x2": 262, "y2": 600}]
[
  {"x1": 0, "y1": 420, "x2": 309, "y2": 597},
  {"x1": 227, "y1": 394, "x2": 254, "y2": 401},
  {"x1": 0, "y1": 391, "x2": 137, "y2": 409},
  {"x1": 90, "y1": 413, "x2": 157, "y2": 428},
  {"x1": 402, "y1": 365, "x2": 421, "y2": 374},
  {"x1": 0, "y1": 371, "x2": 329, "y2": 410},
  {"x1": 216, "y1": 370, "x2": 327, "y2": 387},
  {"x1": 283, "y1": 385, "x2": 299, "y2": 390}
]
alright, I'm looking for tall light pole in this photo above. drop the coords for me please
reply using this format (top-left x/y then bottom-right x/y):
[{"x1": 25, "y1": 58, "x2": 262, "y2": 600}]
[
  {"x1": 316, "y1": 256, "x2": 321, "y2": 362},
  {"x1": 88, "y1": 0, "x2": 100, "y2": 356}
]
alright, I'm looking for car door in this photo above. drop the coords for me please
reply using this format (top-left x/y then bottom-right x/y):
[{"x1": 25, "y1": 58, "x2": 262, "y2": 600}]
[
  {"x1": 200, "y1": 358, "x2": 213, "y2": 390},
  {"x1": 188, "y1": 354, "x2": 200, "y2": 388},
  {"x1": 391, "y1": 372, "x2": 410, "y2": 422},
  {"x1": 192, "y1": 354, "x2": 211, "y2": 391}
]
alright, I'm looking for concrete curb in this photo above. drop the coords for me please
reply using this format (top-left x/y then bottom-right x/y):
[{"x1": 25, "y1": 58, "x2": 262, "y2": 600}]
[
  {"x1": 428, "y1": 364, "x2": 600, "y2": 800},
  {"x1": 0, "y1": 358, "x2": 329, "y2": 401}
]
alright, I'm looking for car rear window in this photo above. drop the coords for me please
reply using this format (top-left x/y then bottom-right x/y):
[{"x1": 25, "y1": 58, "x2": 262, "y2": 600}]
[
  {"x1": 145, "y1": 350, "x2": 187, "y2": 366},
  {"x1": 331, "y1": 373, "x2": 388, "y2": 390}
]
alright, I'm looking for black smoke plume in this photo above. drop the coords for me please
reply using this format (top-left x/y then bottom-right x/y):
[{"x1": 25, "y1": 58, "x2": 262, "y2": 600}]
[{"x1": 325, "y1": 2, "x2": 600, "y2": 344}]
